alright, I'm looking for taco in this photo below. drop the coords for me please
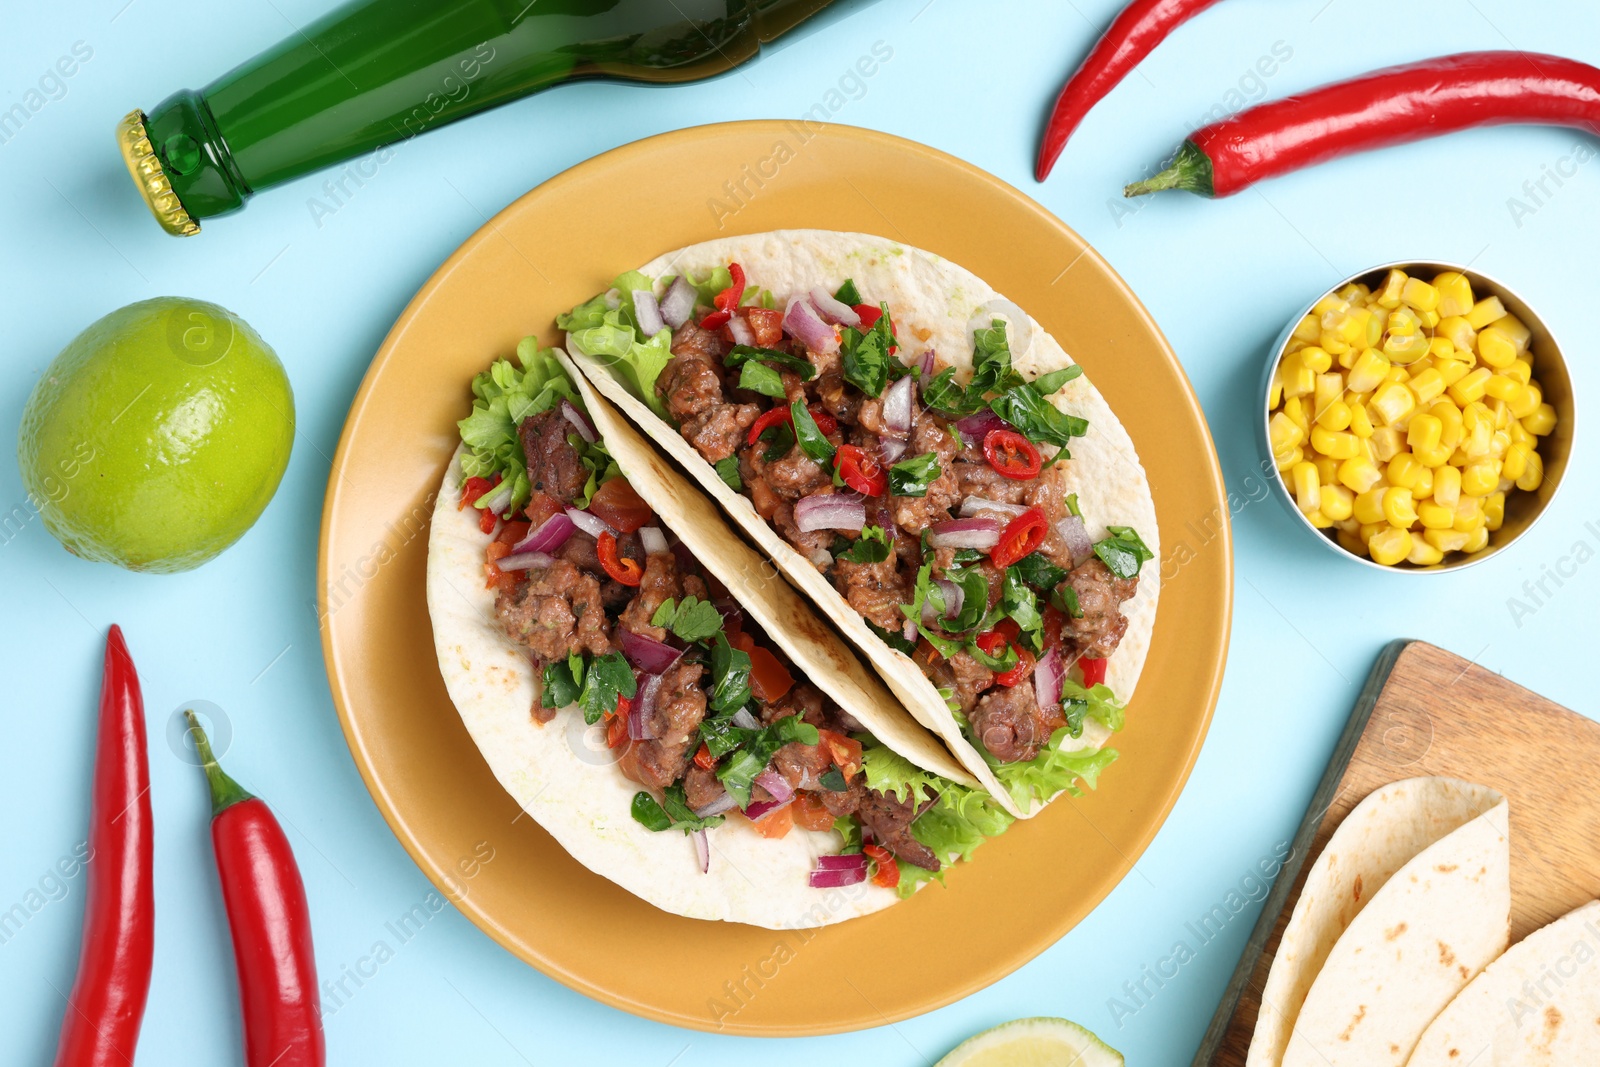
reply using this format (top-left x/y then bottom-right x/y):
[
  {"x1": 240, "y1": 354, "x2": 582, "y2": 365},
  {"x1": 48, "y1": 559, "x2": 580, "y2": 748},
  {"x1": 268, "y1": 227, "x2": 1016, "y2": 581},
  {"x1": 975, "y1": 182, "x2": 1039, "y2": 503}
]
[
  {"x1": 427, "y1": 344, "x2": 1015, "y2": 928},
  {"x1": 561, "y1": 231, "x2": 1159, "y2": 817}
]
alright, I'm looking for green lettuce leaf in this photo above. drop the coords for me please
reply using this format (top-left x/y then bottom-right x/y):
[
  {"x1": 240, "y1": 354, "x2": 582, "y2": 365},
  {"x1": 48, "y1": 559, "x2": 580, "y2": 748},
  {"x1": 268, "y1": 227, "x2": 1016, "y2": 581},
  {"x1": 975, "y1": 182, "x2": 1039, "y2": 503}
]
[
  {"x1": 860, "y1": 744, "x2": 941, "y2": 806},
  {"x1": 899, "y1": 786, "x2": 1015, "y2": 897}
]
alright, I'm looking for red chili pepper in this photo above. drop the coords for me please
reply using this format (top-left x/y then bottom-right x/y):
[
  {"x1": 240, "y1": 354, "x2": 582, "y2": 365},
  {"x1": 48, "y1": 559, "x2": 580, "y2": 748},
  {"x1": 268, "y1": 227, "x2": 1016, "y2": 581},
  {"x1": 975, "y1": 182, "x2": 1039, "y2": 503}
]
[
  {"x1": 597, "y1": 531, "x2": 643, "y2": 586},
  {"x1": 1126, "y1": 51, "x2": 1600, "y2": 199},
  {"x1": 699, "y1": 262, "x2": 747, "y2": 329},
  {"x1": 853, "y1": 304, "x2": 882, "y2": 329},
  {"x1": 747, "y1": 406, "x2": 791, "y2": 447},
  {"x1": 975, "y1": 625, "x2": 1034, "y2": 688},
  {"x1": 1080, "y1": 656, "x2": 1108, "y2": 687},
  {"x1": 863, "y1": 843, "x2": 900, "y2": 889},
  {"x1": 983, "y1": 429, "x2": 1043, "y2": 480},
  {"x1": 459, "y1": 475, "x2": 495, "y2": 509},
  {"x1": 54, "y1": 626, "x2": 154, "y2": 1067},
  {"x1": 1036, "y1": 0, "x2": 1225, "y2": 181},
  {"x1": 990, "y1": 506, "x2": 1048, "y2": 568},
  {"x1": 694, "y1": 742, "x2": 715, "y2": 771},
  {"x1": 996, "y1": 645, "x2": 1036, "y2": 688},
  {"x1": 834, "y1": 445, "x2": 888, "y2": 497},
  {"x1": 184, "y1": 712, "x2": 324, "y2": 1067}
]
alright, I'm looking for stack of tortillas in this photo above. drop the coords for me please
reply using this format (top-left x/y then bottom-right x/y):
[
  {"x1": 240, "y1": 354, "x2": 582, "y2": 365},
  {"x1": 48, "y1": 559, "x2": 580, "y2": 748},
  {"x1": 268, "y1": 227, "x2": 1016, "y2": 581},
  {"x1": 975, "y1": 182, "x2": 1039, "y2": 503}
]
[{"x1": 1247, "y1": 776, "x2": 1600, "y2": 1066}]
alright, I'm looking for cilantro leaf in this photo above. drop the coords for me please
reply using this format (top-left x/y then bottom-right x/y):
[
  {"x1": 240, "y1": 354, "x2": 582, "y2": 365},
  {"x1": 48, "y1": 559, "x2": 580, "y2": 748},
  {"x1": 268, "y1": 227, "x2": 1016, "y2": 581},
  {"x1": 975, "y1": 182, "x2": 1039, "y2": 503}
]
[
  {"x1": 709, "y1": 632, "x2": 752, "y2": 714},
  {"x1": 717, "y1": 715, "x2": 819, "y2": 807},
  {"x1": 968, "y1": 319, "x2": 1026, "y2": 397},
  {"x1": 1012, "y1": 552, "x2": 1067, "y2": 592},
  {"x1": 1093, "y1": 526, "x2": 1153, "y2": 580},
  {"x1": 725, "y1": 345, "x2": 815, "y2": 381},
  {"x1": 757, "y1": 420, "x2": 795, "y2": 463},
  {"x1": 540, "y1": 658, "x2": 582, "y2": 709},
  {"x1": 942, "y1": 566, "x2": 990, "y2": 635},
  {"x1": 651, "y1": 596, "x2": 723, "y2": 644},
  {"x1": 833, "y1": 279, "x2": 862, "y2": 306},
  {"x1": 1032, "y1": 364, "x2": 1084, "y2": 395},
  {"x1": 738, "y1": 360, "x2": 787, "y2": 399},
  {"x1": 820, "y1": 767, "x2": 848, "y2": 791},
  {"x1": 790, "y1": 399, "x2": 836, "y2": 466},
  {"x1": 866, "y1": 619, "x2": 916, "y2": 655},
  {"x1": 988, "y1": 386, "x2": 1088, "y2": 452},
  {"x1": 837, "y1": 526, "x2": 891, "y2": 564},
  {"x1": 888, "y1": 452, "x2": 942, "y2": 498},
  {"x1": 577, "y1": 651, "x2": 636, "y2": 725},
  {"x1": 920, "y1": 366, "x2": 979, "y2": 417},
  {"x1": 1053, "y1": 584, "x2": 1083, "y2": 618},
  {"x1": 1001, "y1": 568, "x2": 1044, "y2": 652},
  {"x1": 714, "y1": 456, "x2": 742, "y2": 490},
  {"x1": 839, "y1": 303, "x2": 895, "y2": 397},
  {"x1": 631, "y1": 784, "x2": 727, "y2": 834}
]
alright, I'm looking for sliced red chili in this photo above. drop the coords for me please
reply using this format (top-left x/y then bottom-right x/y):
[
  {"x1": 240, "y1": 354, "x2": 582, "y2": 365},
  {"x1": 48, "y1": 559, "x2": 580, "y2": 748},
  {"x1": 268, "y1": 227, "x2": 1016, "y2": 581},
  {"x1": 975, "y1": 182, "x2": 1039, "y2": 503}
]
[
  {"x1": 478, "y1": 507, "x2": 497, "y2": 535},
  {"x1": 990, "y1": 506, "x2": 1048, "y2": 568},
  {"x1": 808, "y1": 404, "x2": 838, "y2": 436},
  {"x1": 975, "y1": 630, "x2": 1008, "y2": 659},
  {"x1": 996, "y1": 645, "x2": 1035, "y2": 688},
  {"x1": 853, "y1": 304, "x2": 882, "y2": 329},
  {"x1": 1080, "y1": 656, "x2": 1107, "y2": 687},
  {"x1": 715, "y1": 263, "x2": 747, "y2": 311},
  {"x1": 834, "y1": 445, "x2": 887, "y2": 497},
  {"x1": 606, "y1": 699, "x2": 631, "y2": 749},
  {"x1": 863, "y1": 843, "x2": 899, "y2": 889},
  {"x1": 983, "y1": 429, "x2": 1043, "y2": 480},
  {"x1": 747, "y1": 407, "x2": 791, "y2": 447},
  {"x1": 693, "y1": 742, "x2": 715, "y2": 770},
  {"x1": 597, "y1": 531, "x2": 642, "y2": 587},
  {"x1": 699, "y1": 309, "x2": 732, "y2": 330}
]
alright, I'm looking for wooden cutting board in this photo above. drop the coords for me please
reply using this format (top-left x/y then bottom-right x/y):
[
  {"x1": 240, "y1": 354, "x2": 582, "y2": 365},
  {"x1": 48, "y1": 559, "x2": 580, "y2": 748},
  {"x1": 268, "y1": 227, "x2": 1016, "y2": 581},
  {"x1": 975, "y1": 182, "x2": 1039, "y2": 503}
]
[{"x1": 1194, "y1": 639, "x2": 1600, "y2": 1066}]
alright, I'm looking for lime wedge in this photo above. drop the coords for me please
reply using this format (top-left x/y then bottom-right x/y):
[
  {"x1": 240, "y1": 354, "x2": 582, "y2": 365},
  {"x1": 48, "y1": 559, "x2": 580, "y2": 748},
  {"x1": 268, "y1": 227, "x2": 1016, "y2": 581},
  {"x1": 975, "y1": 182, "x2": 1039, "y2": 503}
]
[{"x1": 935, "y1": 1017, "x2": 1124, "y2": 1067}]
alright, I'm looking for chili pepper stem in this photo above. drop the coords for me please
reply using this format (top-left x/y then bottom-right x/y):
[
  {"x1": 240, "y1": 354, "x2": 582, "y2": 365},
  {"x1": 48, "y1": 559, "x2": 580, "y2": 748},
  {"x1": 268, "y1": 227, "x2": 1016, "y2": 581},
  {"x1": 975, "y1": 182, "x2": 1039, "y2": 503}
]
[
  {"x1": 1124, "y1": 140, "x2": 1214, "y2": 198},
  {"x1": 184, "y1": 709, "x2": 255, "y2": 816}
]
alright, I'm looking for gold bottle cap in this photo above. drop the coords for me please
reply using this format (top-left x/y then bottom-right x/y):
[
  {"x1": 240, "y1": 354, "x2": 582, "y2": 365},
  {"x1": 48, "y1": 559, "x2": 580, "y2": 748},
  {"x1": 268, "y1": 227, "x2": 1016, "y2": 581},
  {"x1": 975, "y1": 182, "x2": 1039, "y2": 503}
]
[{"x1": 117, "y1": 110, "x2": 200, "y2": 237}]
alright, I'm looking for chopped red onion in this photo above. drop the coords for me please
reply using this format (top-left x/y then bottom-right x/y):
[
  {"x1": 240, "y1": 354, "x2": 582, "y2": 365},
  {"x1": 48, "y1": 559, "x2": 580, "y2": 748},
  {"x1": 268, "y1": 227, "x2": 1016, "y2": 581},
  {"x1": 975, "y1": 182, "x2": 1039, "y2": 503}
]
[
  {"x1": 1033, "y1": 647, "x2": 1065, "y2": 710},
  {"x1": 514, "y1": 512, "x2": 576, "y2": 555},
  {"x1": 659, "y1": 275, "x2": 696, "y2": 329},
  {"x1": 632, "y1": 289, "x2": 664, "y2": 337},
  {"x1": 808, "y1": 287, "x2": 861, "y2": 328},
  {"x1": 883, "y1": 374, "x2": 914, "y2": 436},
  {"x1": 693, "y1": 792, "x2": 738, "y2": 819},
  {"x1": 753, "y1": 768, "x2": 794, "y2": 805},
  {"x1": 638, "y1": 526, "x2": 668, "y2": 556},
  {"x1": 1057, "y1": 514, "x2": 1094, "y2": 566},
  {"x1": 494, "y1": 550, "x2": 555, "y2": 572},
  {"x1": 744, "y1": 796, "x2": 793, "y2": 823},
  {"x1": 560, "y1": 400, "x2": 597, "y2": 444},
  {"x1": 629, "y1": 673, "x2": 662, "y2": 740},
  {"x1": 917, "y1": 349, "x2": 937, "y2": 378},
  {"x1": 794, "y1": 492, "x2": 867, "y2": 533},
  {"x1": 814, "y1": 853, "x2": 869, "y2": 871},
  {"x1": 691, "y1": 829, "x2": 710, "y2": 874},
  {"x1": 901, "y1": 618, "x2": 917, "y2": 644},
  {"x1": 878, "y1": 437, "x2": 907, "y2": 465},
  {"x1": 808, "y1": 853, "x2": 868, "y2": 888},
  {"x1": 936, "y1": 578, "x2": 964, "y2": 619},
  {"x1": 565, "y1": 508, "x2": 616, "y2": 540},
  {"x1": 783, "y1": 295, "x2": 838, "y2": 354},
  {"x1": 929, "y1": 517, "x2": 1000, "y2": 550},
  {"x1": 726, "y1": 314, "x2": 755, "y2": 346},
  {"x1": 955, "y1": 409, "x2": 1009, "y2": 443},
  {"x1": 620, "y1": 630, "x2": 682, "y2": 674},
  {"x1": 731, "y1": 708, "x2": 760, "y2": 731},
  {"x1": 959, "y1": 496, "x2": 1030, "y2": 519}
]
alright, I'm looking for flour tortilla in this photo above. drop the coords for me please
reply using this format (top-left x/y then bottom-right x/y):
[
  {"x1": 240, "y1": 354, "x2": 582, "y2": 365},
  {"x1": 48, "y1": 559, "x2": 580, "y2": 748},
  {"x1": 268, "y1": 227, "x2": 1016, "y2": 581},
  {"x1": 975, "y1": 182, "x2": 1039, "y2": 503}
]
[
  {"x1": 1407, "y1": 898, "x2": 1600, "y2": 1065},
  {"x1": 567, "y1": 230, "x2": 1159, "y2": 818},
  {"x1": 1278, "y1": 790, "x2": 1512, "y2": 1067},
  {"x1": 1250, "y1": 777, "x2": 1507, "y2": 1067},
  {"x1": 426, "y1": 351, "x2": 977, "y2": 928}
]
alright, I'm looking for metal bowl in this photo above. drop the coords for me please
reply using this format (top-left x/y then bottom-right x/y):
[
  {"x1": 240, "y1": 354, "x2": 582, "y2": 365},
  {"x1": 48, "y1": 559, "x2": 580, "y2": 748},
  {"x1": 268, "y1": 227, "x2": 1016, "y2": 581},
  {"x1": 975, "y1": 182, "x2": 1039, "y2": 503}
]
[{"x1": 1259, "y1": 260, "x2": 1575, "y2": 573}]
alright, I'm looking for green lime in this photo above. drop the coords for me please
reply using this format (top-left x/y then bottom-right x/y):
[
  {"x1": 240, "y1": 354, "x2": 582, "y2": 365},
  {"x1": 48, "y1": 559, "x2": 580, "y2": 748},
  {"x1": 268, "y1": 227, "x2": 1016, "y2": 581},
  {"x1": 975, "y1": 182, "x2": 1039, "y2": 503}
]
[
  {"x1": 17, "y1": 296, "x2": 294, "y2": 573},
  {"x1": 935, "y1": 1017, "x2": 1124, "y2": 1067}
]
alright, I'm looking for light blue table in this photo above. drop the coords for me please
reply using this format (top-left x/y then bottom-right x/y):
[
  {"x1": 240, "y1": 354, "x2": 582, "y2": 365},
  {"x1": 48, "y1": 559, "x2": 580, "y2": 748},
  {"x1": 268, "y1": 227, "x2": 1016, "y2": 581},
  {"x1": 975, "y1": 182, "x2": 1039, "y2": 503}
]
[{"x1": 3, "y1": 1, "x2": 1596, "y2": 1062}]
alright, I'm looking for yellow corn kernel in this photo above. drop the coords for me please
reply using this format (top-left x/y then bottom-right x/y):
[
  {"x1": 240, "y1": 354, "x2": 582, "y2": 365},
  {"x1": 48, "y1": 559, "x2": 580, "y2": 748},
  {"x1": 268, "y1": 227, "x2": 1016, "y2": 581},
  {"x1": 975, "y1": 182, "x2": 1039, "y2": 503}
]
[
  {"x1": 1476, "y1": 326, "x2": 1518, "y2": 369},
  {"x1": 1462, "y1": 460, "x2": 1500, "y2": 497},
  {"x1": 1320, "y1": 484, "x2": 1354, "y2": 522},
  {"x1": 1509, "y1": 420, "x2": 1532, "y2": 448},
  {"x1": 1490, "y1": 429, "x2": 1511, "y2": 459},
  {"x1": 1400, "y1": 277, "x2": 1439, "y2": 312},
  {"x1": 1483, "y1": 374, "x2": 1525, "y2": 405},
  {"x1": 1370, "y1": 426, "x2": 1404, "y2": 462},
  {"x1": 1353, "y1": 486, "x2": 1388, "y2": 525},
  {"x1": 1432, "y1": 465, "x2": 1461, "y2": 507},
  {"x1": 1368, "y1": 526, "x2": 1413, "y2": 566},
  {"x1": 1463, "y1": 526, "x2": 1490, "y2": 553},
  {"x1": 1268, "y1": 367, "x2": 1285, "y2": 409},
  {"x1": 1291, "y1": 461, "x2": 1321, "y2": 515},
  {"x1": 1490, "y1": 314, "x2": 1531, "y2": 353},
  {"x1": 1435, "y1": 358, "x2": 1471, "y2": 388},
  {"x1": 1338, "y1": 456, "x2": 1384, "y2": 494},
  {"x1": 1284, "y1": 396, "x2": 1309, "y2": 437},
  {"x1": 1448, "y1": 367, "x2": 1492, "y2": 405},
  {"x1": 1312, "y1": 293, "x2": 1347, "y2": 318},
  {"x1": 1305, "y1": 510, "x2": 1333, "y2": 529},
  {"x1": 1347, "y1": 401, "x2": 1374, "y2": 438},
  {"x1": 1517, "y1": 450, "x2": 1544, "y2": 492},
  {"x1": 1484, "y1": 491, "x2": 1505, "y2": 531},
  {"x1": 1385, "y1": 452, "x2": 1423, "y2": 491},
  {"x1": 1419, "y1": 309, "x2": 1441, "y2": 329},
  {"x1": 1424, "y1": 528, "x2": 1470, "y2": 553},
  {"x1": 1376, "y1": 269, "x2": 1407, "y2": 309},
  {"x1": 1452, "y1": 496, "x2": 1484, "y2": 533},
  {"x1": 1522, "y1": 402, "x2": 1557, "y2": 436},
  {"x1": 1503, "y1": 358, "x2": 1532, "y2": 386},
  {"x1": 1489, "y1": 398, "x2": 1511, "y2": 432},
  {"x1": 1417, "y1": 499, "x2": 1455, "y2": 530},
  {"x1": 1269, "y1": 411, "x2": 1304, "y2": 454},
  {"x1": 1320, "y1": 333, "x2": 1351, "y2": 358},
  {"x1": 1292, "y1": 314, "x2": 1321, "y2": 343},
  {"x1": 1432, "y1": 272, "x2": 1475, "y2": 317},
  {"x1": 1311, "y1": 425, "x2": 1361, "y2": 460},
  {"x1": 1275, "y1": 446, "x2": 1302, "y2": 471},
  {"x1": 1437, "y1": 316, "x2": 1477, "y2": 353},
  {"x1": 1413, "y1": 465, "x2": 1434, "y2": 499},
  {"x1": 1317, "y1": 399, "x2": 1353, "y2": 432},
  {"x1": 1359, "y1": 521, "x2": 1388, "y2": 542},
  {"x1": 1465, "y1": 296, "x2": 1507, "y2": 330},
  {"x1": 1314, "y1": 455, "x2": 1340, "y2": 485},
  {"x1": 1347, "y1": 349, "x2": 1390, "y2": 393},
  {"x1": 1427, "y1": 337, "x2": 1458, "y2": 362},
  {"x1": 1407, "y1": 538, "x2": 1446, "y2": 566},
  {"x1": 1407, "y1": 368, "x2": 1446, "y2": 405},
  {"x1": 1386, "y1": 364, "x2": 1411, "y2": 385},
  {"x1": 1383, "y1": 332, "x2": 1430, "y2": 364},
  {"x1": 1461, "y1": 401, "x2": 1494, "y2": 458},
  {"x1": 1337, "y1": 348, "x2": 1358, "y2": 370},
  {"x1": 1298, "y1": 346, "x2": 1333, "y2": 374},
  {"x1": 1313, "y1": 373, "x2": 1344, "y2": 418},
  {"x1": 1336, "y1": 529, "x2": 1368, "y2": 556},
  {"x1": 1508, "y1": 382, "x2": 1542, "y2": 420},
  {"x1": 1406, "y1": 413, "x2": 1443, "y2": 454},
  {"x1": 1371, "y1": 381, "x2": 1417, "y2": 425},
  {"x1": 1388, "y1": 307, "x2": 1422, "y2": 336},
  {"x1": 1281, "y1": 356, "x2": 1315, "y2": 399},
  {"x1": 1383, "y1": 487, "x2": 1418, "y2": 527},
  {"x1": 1412, "y1": 442, "x2": 1452, "y2": 468},
  {"x1": 1502, "y1": 440, "x2": 1532, "y2": 482},
  {"x1": 1337, "y1": 282, "x2": 1372, "y2": 304},
  {"x1": 1332, "y1": 308, "x2": 1372, "y2": 346}
]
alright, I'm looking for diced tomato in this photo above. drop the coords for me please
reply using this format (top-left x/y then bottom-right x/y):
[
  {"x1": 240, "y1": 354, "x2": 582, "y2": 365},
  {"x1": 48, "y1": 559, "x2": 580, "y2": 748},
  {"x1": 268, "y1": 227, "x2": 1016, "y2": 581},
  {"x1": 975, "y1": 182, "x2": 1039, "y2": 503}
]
[
  {"x1": 694, "y1": 742, "x2": 715, "y2": 771},
  {"x1": 978, "y1": 620, "x2": 1033, "y2": 687},
  {"x1": 460, "y1": 475, "x2": 496, "y2": 509},
  {"x1": 995, "y1": 645, "x2": 1035, "y2": 688},
  {"x1": 990, "y1": 506, "x2": 1048, "y2": 568},
  {"x1": 728, "y1": 630, "x2": 756, "y2": 655},
  {"x1": 863, "y1": 843, "x2": 899, "y2": 889},
  {"x1": 750, "y1": 803, "x2": 794, "y2": 839},
  {"x1": 484, "y1": 540, "x2": 518, "y2": 592},
  {"x1": 524, "y1": 491, "x2": 564, "y2": 530},
  {"x1": 793, "y1": 793, "x2": 834, "y2": 832},
  {"x1": 853, "y1": 304, "x2": 882, "y2": 329},
  {"x1": 834, "y1": 445, "x2": 887, "y2": 497},
  {"x1": 496, "y1": 520, "x2": 531, "y2": 547},
  {"x1": 1041, "y1": 605, "x2": 1067, "y2": 653},
  {"x1": 983, "y1": 429, "x2": 1043, "y2": 481},
  {"x1": 597, "y1": 531, "x2": 643, "y2": 586},
  {"x1": 478, "y1": 508, "x2": 498, "y2": 535},
  {"x1": 747, "y1": 406, "x2": 791, "y2": 447},
  {"x1": 744, "y1": 306, "x2": 784, "y2": 347},
  {"x1": 589, "y1": 477, "x2": 654, "y2": 534},
  {"x1": 748, "y1": 646, "x2": 795, "y2": 704},
  {"x1": 818, "y1": 728, "x2": 863, "y2": 780},
  {"x1": 606, "y1": 700, "x2": 631, "y2": 749},
  {"x1": 1080, "y1": 656, "x2": 1107, "y2": 687}
]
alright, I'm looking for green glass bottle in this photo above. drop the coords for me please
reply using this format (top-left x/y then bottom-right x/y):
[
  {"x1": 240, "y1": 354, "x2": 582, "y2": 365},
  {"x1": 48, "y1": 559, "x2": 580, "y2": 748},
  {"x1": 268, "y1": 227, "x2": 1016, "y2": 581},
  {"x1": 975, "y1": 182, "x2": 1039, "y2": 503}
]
[{"x1": 118, "y1": 0, "x2": 873, "y2": 236}]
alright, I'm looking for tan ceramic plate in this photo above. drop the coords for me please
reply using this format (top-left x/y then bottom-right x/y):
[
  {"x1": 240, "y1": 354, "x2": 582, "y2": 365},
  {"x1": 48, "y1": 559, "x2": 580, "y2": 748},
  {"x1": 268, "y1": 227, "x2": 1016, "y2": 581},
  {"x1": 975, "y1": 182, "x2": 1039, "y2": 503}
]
[{"x1": 318, "y1": 121, "x2": 1231, "y2": 1036}]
